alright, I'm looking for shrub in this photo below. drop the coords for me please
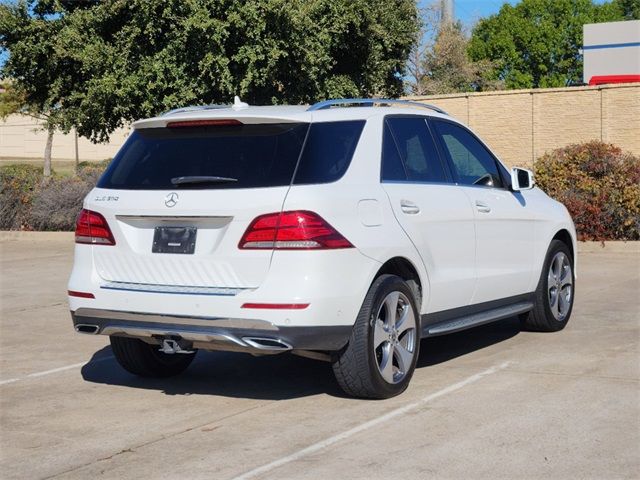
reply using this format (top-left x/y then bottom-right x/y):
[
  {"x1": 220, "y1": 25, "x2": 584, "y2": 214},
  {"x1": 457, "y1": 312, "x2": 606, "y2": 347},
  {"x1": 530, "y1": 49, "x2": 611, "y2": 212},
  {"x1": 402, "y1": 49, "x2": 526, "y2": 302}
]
[
  {"x1": 0, "y1": 164, "x2": 43, "y2": 230},
  {"x1": 30, "y1": 160, "x2": 111, "y2": 231},
  {"x1": 77, "y1": 158, "x2": 111, "y2": 183},
  {"x1": 0, "y1": 159, "x2": 111, "y2": 231},
  {"x1": 30, "y1": 176, "x2": 94, "y2": 231},
  {"x1": 535, "y1": 141, "x2": 640, "y2": 241}
]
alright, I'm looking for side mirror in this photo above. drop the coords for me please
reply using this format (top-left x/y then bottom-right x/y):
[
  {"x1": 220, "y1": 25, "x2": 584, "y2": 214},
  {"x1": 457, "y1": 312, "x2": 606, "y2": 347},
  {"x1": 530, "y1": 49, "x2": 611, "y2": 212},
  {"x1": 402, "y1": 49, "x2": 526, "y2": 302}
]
[{"x1": 510, "y1": 167, "x2": 534, "y2": 191}]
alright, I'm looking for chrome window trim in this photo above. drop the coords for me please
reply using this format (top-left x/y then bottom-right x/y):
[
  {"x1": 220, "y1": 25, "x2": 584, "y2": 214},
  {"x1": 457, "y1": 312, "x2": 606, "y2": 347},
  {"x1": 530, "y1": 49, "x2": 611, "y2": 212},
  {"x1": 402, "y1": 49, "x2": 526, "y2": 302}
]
[{"x1": 380, "y1": 180, "x2": 455, "y2": 187}]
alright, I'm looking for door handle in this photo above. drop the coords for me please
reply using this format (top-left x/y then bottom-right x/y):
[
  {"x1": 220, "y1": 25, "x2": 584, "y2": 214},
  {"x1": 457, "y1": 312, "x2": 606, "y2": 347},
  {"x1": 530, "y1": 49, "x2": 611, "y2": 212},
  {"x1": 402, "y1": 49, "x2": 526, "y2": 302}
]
[
  {"x1": 475, "y1": 200, "x2": 491, "y2": 213},
  {"x1": 400, "y1": 200, "x2": 420, "y2": 215}
]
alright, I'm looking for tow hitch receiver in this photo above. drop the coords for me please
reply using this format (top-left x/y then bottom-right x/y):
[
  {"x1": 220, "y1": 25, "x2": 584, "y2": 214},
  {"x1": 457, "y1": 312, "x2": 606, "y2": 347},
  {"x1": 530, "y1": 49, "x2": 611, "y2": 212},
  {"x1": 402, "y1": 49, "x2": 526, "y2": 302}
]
[{"x1": 158, "y1": 338, "x2": 194, "y2": 354}]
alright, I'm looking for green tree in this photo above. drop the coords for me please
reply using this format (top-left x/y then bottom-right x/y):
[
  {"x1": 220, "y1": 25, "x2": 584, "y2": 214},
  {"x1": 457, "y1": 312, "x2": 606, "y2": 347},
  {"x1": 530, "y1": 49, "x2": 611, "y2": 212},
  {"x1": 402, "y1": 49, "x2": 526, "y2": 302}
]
[
  {"x1": 611, "y1": 0, "x2": 640, "y2": 19},
  {"x1": 406, "y1": 4, "x2": 501, "y2": 96},
  {"x1": 468, "y1": 0, "x2": 629, "y2": 89},
  {"x1": 2, "y1": 0, "x2": 419, "y2": 143},
  {"x1": 418, "y1": 22, "x2": 501, "y2": 95},
  {"x1": 0, "y1": 3, "x2": 72, "y2": 176}
]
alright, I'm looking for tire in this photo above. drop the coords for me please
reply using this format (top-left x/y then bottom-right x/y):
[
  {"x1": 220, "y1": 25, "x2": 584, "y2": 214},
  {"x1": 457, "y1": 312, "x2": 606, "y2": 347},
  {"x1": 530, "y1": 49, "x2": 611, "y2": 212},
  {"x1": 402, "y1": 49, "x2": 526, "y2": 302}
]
[
  {"x1": 332, "y1": 274, "x2": 421, "y2": 399},
  {"x1": 110, "y1": 336, "x2": 196, "y2": 377},
  {"x1": 520, "y1": 239, "x2": 575, "y2": 332}
]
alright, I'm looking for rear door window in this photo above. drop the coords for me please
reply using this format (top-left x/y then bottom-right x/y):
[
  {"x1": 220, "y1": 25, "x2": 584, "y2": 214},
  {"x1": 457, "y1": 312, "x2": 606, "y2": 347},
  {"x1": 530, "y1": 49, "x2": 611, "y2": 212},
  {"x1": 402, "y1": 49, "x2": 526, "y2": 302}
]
[{"x1": 381, "y1": 117, "x2": 448, "y2": 183}]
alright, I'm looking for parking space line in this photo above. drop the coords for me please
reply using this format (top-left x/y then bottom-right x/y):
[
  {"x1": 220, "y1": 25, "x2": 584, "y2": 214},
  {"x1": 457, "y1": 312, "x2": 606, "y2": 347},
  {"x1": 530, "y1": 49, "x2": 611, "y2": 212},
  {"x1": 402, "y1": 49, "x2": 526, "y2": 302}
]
[
  {"x1": 0, "y1": 356, "x2": 114, "y2": 386},
  {"x1": 232, "y1": 361, "x2": 512, "y2": 480}
]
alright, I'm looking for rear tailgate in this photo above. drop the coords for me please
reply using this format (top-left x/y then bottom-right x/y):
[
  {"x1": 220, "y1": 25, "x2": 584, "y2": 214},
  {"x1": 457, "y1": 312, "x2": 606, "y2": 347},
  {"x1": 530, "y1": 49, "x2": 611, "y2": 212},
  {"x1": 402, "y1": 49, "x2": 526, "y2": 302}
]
[
  {"x1": 88, "y1": 118, "x2": 309, "y2": 289},
  {"x1": 87, "y1": 188, "x2": 290, "y2": 289}
]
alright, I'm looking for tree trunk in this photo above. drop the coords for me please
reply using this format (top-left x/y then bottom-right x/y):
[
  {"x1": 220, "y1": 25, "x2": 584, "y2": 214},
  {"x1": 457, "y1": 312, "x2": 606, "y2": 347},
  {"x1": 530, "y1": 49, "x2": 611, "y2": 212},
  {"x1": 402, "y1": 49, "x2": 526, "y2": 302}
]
[
  {"x1": 74, "y1": 129, "x2": 79, "y2": 174},
  {"x1": 43, "y1": 127, "x2": 53, "y2": 177}
]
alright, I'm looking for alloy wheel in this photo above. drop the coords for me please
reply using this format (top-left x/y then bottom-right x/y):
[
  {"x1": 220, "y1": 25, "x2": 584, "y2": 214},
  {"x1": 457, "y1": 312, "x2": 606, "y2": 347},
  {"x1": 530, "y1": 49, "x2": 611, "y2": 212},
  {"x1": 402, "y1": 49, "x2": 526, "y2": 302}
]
[
  {"x1": 373, "y1": 291, "x2": 417, "y2": 384},
  {"x1": 547, "y1": 252, "x2": 573, "y2": 321}
]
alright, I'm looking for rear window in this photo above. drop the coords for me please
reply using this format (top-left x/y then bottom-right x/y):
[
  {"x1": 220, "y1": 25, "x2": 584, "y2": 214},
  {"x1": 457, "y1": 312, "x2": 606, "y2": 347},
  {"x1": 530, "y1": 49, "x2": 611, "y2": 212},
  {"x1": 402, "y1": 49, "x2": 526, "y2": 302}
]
[
  {"x1": 98, "y1": 123, "x2": 308, "y2": 190},
  {"x1": 97, "y1": 120, "x2": 365, "y2": 190}
]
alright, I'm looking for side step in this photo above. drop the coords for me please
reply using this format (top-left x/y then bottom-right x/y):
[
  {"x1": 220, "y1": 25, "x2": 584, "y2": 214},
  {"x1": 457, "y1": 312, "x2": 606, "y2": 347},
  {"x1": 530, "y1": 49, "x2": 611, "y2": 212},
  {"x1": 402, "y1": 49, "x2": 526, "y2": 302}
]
[{"x1": 423, "y1": 301, "x2": 533, "y2": 337}]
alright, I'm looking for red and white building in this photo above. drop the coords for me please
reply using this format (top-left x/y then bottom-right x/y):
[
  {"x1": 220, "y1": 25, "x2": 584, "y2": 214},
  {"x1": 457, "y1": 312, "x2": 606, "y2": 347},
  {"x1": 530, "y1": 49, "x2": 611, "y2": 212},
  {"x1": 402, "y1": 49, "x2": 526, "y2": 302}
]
[{"x1": 583, "y1": 20, "x2": 640, "y2": 86}]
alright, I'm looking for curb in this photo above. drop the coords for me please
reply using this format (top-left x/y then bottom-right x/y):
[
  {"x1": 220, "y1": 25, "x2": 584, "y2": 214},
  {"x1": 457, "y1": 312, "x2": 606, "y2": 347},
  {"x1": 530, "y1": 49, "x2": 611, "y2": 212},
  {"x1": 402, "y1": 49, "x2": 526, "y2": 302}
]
[
  {"x1": 0, "y1": 231, "x2": 74, "y2": 242},
  {"x1": 577, "y1": 241, "x2": 640, "y2": 254}
]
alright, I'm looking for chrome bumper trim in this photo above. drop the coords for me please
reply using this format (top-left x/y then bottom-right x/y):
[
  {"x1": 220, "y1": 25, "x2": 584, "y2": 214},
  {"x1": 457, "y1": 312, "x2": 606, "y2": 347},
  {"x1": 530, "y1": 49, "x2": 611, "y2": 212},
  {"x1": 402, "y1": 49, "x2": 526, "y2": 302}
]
[
  {"x1": 100, "y1": 281, "x2": 246, "y2": 296},
  {"x1": 100, "y1": 325, "x2": 250, "y2": 348}
]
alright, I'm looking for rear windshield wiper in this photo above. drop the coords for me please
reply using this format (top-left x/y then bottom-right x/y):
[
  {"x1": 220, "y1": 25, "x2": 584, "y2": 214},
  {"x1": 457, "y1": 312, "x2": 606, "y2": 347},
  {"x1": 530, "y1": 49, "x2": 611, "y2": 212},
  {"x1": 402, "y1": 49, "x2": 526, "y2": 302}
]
[{"x1": 171, "y1": 176, "x2": 238, "y2": 186}]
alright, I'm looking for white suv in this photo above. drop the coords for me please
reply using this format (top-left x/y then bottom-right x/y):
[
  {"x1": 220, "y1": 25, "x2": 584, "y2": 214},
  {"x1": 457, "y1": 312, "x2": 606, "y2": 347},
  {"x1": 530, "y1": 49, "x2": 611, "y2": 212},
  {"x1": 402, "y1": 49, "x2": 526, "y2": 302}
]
[{"x1": 68, "y1": 98, "x2": 577, "y2": 399}]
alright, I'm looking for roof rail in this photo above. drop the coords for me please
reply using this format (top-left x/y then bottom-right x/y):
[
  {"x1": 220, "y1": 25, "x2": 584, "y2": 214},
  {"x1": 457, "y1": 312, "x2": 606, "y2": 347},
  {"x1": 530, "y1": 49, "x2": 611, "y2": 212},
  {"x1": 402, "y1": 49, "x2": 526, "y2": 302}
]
[{"x1": 307, "y1": 98, "x2": 448, "y2": 115}]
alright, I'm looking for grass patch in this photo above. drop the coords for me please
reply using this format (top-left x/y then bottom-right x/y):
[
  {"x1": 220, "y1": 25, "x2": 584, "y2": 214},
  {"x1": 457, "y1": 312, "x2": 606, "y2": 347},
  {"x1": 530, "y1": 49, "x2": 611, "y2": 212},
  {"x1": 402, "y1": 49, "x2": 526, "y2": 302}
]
[{"x1": 0, "y1": 157, "x2": 105, "y2": 176}]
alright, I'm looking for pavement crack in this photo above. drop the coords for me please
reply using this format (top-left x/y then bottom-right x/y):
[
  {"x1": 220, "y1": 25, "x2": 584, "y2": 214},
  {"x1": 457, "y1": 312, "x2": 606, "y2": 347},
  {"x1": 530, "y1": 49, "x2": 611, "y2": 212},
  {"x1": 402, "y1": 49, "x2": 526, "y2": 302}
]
[
  {"x1": 97, "y1": 448, "x2": 135, "y2": 462},
  {"x1": 43, "y1": 402, "x2": 271, "y2": 479},
  {"x1": 3, "y1": 302, "x2": 65, "y2": 315}
]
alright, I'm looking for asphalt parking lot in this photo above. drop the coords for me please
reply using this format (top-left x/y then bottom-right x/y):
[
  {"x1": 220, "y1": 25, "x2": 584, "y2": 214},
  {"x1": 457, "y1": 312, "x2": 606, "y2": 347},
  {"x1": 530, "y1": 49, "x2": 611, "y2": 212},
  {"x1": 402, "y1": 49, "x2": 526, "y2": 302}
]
[{"x1": 1, "y1": 233, "x2": 638, "y2": 480}]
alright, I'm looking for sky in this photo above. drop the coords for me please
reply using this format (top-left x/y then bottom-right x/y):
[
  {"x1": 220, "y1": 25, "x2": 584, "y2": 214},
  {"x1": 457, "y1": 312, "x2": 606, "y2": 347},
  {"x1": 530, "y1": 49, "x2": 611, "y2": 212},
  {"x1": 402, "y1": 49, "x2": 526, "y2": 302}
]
[
  {"x1": 423, "y1": 0, "x2": 519, "y2": 27},
  {"x1": 421, "y1": 0, "x2": 609, "y2": 28}
]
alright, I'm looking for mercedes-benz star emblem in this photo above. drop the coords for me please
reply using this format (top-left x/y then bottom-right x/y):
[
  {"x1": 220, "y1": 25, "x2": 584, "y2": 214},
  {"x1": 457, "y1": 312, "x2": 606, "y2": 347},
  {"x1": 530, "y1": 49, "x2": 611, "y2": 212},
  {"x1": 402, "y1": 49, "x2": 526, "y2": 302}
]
[{"x1": 164, "y1": 192, "x2": 179, "y2": 208}]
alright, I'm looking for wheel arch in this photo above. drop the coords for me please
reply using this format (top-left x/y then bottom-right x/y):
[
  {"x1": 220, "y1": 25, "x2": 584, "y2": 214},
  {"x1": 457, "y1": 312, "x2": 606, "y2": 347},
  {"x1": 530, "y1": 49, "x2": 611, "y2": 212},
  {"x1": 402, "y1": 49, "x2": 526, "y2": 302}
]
[
  {"x1": 552, "y1": 229, "x2": 575, "y2": 265},
  {"x1": 373, "y1": 257, "x2": 425, "y2": 311}
]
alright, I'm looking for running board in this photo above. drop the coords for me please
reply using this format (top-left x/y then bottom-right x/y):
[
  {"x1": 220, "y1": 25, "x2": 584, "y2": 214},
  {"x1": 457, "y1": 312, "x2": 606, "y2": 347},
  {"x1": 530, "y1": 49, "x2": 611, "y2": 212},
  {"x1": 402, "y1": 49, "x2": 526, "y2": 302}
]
[{"x1": 422, "y1": 301, "x2": 533, "y2": 337}]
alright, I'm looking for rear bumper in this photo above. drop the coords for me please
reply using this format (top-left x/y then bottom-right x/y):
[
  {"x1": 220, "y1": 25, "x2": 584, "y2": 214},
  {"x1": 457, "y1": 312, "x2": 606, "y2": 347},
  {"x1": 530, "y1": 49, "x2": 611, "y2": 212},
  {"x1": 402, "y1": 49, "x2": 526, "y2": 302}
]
[
  {"x1": 69, "y1": 247, "x2": 381, "y2": 330},
  {"x1": 71, "y1": 308, "x2": 351, "y2": 353}
]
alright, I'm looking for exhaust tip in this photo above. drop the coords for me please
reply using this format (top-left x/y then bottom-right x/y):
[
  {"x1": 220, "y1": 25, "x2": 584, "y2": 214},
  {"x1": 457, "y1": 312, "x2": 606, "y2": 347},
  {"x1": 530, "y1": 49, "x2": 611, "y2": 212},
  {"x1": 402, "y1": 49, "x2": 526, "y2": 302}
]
[
  {"x1": 242, "y1": 337, "x2": 292, "y2": 351},
  {"x1": 75, "y1": 324, "x2": 100, "y2": 335}
]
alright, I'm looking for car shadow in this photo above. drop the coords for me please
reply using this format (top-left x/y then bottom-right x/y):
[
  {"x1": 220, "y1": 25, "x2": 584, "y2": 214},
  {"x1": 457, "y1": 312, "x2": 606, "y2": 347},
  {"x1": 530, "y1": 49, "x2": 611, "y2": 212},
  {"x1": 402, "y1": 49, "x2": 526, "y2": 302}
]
[
  {"x1": 81, "y1": 346, "x2": 344, "y2": 400},
  {"x1": 417, "y1": 315, "x2": 520, "y2": 368},
  {"x1": 81, "y1": 316, "x2": 521, "y2": 400}
]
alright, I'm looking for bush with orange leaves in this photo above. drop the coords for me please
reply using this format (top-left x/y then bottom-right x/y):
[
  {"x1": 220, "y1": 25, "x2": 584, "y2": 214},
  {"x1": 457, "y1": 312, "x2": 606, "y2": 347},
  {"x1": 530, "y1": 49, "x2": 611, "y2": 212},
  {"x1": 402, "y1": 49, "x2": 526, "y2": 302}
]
[{"x1": 535, "y1": 141, "x2": 640, "y2": 241}]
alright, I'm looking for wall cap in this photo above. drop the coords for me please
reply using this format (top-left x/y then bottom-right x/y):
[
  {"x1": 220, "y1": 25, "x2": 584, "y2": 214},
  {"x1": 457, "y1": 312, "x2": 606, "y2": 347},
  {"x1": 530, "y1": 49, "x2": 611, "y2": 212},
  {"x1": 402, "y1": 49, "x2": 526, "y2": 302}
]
[{"x1": 403, "y1": 82, "x2": 640, "y2": 101}]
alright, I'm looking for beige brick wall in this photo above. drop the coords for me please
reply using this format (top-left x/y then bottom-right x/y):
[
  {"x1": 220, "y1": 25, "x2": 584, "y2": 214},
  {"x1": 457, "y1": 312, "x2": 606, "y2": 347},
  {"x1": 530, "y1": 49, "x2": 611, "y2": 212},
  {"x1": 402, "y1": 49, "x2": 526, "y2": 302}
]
[
  {"x1": 603, "y1": 85, "x2": 640, "y2": 149},
  {"x1": 0, "y1": 115, "x2": 129, "y2": 161},
  {"x1": 1, "y1": 83, "x2": 638, "y2": 165},
  {"x1": 533, "y1": 88, "x2": 601, "y2": 162},
  {"x1": 469, "y1": 92, "x2": 533, "y2": 168},
  {"x1": 408, "y1": 83, "x2": 640, "y2": 168}
]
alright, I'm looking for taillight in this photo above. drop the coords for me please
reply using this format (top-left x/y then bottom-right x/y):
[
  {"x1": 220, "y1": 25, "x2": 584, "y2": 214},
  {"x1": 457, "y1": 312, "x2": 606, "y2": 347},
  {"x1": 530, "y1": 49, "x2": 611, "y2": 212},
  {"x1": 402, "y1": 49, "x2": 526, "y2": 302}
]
[
  {"x1": 238, "y1": 211, "x2": 353, "y2": 250},
  {"x1": 75, "y1": 209, "x2": 116, "y2": 245}
]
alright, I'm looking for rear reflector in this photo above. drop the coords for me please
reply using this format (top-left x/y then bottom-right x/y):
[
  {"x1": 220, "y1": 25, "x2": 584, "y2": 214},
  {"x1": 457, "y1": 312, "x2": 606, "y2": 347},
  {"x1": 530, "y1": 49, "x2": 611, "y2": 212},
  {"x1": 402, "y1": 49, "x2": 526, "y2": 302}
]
[
  {"x1": 166, "y1": 119, "x2": 243, "y2": 128},
  {"x1": 75, "y1": 209, "x2": 116, "y2": 245},
  {"x1": 241, "y1": 303, "x2": 310, "y2": 310},
  {"x1": 238, "y1": 211, "x2": 353, "y2": 250},
  {"x1": 68, "y1": 290, "x2": 95, "y2": 299}
]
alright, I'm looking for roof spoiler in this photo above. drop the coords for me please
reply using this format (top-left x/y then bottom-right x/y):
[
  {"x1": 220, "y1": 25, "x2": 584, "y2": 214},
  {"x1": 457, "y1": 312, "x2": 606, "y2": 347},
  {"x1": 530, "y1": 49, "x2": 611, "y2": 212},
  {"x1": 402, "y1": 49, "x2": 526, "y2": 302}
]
[{"x1": 162, "y1": 96, "x2": 249, "y2": 117}]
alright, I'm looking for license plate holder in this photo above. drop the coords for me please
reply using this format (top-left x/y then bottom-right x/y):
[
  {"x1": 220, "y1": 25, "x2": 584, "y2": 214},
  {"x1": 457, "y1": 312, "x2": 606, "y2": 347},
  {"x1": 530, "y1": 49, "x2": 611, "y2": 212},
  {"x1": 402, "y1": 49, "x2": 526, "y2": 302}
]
[{"x1": 152, "y1": 227, "x2": 197, "y2": 254}]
